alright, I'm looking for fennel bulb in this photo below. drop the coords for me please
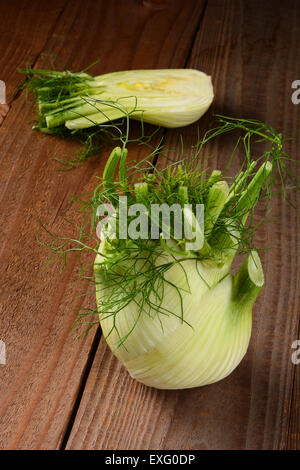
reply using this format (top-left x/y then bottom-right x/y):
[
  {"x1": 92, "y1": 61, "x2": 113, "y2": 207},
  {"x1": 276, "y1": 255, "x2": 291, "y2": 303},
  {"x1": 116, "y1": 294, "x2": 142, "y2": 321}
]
[
  {"x1": 95, "y1": 246, "x2": 263, "y2": 389},
  {"x1": 92, "y1": 135, "x2": 273, "y2": 389}
]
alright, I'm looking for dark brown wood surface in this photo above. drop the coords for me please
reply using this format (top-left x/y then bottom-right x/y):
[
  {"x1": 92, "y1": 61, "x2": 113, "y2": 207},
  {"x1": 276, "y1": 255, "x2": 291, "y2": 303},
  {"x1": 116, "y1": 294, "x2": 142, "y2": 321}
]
[{"x1": 0, "y1": 0, "x2": 299, "y2": 450}]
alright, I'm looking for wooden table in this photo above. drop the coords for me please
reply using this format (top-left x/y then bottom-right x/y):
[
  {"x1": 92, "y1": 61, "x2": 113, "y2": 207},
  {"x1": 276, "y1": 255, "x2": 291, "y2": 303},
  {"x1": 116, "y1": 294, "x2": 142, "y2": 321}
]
[{"x1": 0, "y1": 0, "x2": 299, "y2": 450}]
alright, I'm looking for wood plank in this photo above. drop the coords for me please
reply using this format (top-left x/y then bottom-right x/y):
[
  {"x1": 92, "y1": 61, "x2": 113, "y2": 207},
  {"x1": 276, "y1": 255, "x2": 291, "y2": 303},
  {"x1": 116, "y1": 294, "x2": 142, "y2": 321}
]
[
  {"x1": 0, "y1": 0, "x2": 67, "y2": 102},
  {"x1": 0, "y1": 0, "x2": 207, "y2": 449},
  {"x1": 66, "y1": 0, "x2": 300, "y2": 450}
]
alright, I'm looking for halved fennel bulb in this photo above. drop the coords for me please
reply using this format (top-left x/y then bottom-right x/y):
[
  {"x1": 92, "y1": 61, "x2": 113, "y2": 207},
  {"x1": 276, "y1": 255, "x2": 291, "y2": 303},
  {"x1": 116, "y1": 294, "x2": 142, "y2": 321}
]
[{"x1": 22, "y1": 67, "x2": 213, "y2": 130}]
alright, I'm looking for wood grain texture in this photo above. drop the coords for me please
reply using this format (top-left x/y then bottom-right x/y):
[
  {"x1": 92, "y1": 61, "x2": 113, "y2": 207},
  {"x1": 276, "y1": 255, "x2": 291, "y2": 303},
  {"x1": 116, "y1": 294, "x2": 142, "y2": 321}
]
[
  {"x1": 0, "y1": 0, "x2": 67, "y2": 102},
  {"x1": 0, "y1": 0, "x2": 206, "y2": 449},
  {"x1": 66, "y1": 0, "x2": 300, "y2": 450}
]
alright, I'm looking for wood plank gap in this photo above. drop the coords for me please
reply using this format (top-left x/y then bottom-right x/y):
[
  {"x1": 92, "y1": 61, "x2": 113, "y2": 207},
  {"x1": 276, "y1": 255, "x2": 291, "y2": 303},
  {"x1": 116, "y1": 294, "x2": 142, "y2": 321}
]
[
  {"x1": 151, "y1": 0, "x2": 209, "y2": 170},
  {"x1": 59, "y1": 326, "x2": 102, "y2": 450},
  {"x1": 182, "y1": 0, "x2": 208, "y2": 69}
]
